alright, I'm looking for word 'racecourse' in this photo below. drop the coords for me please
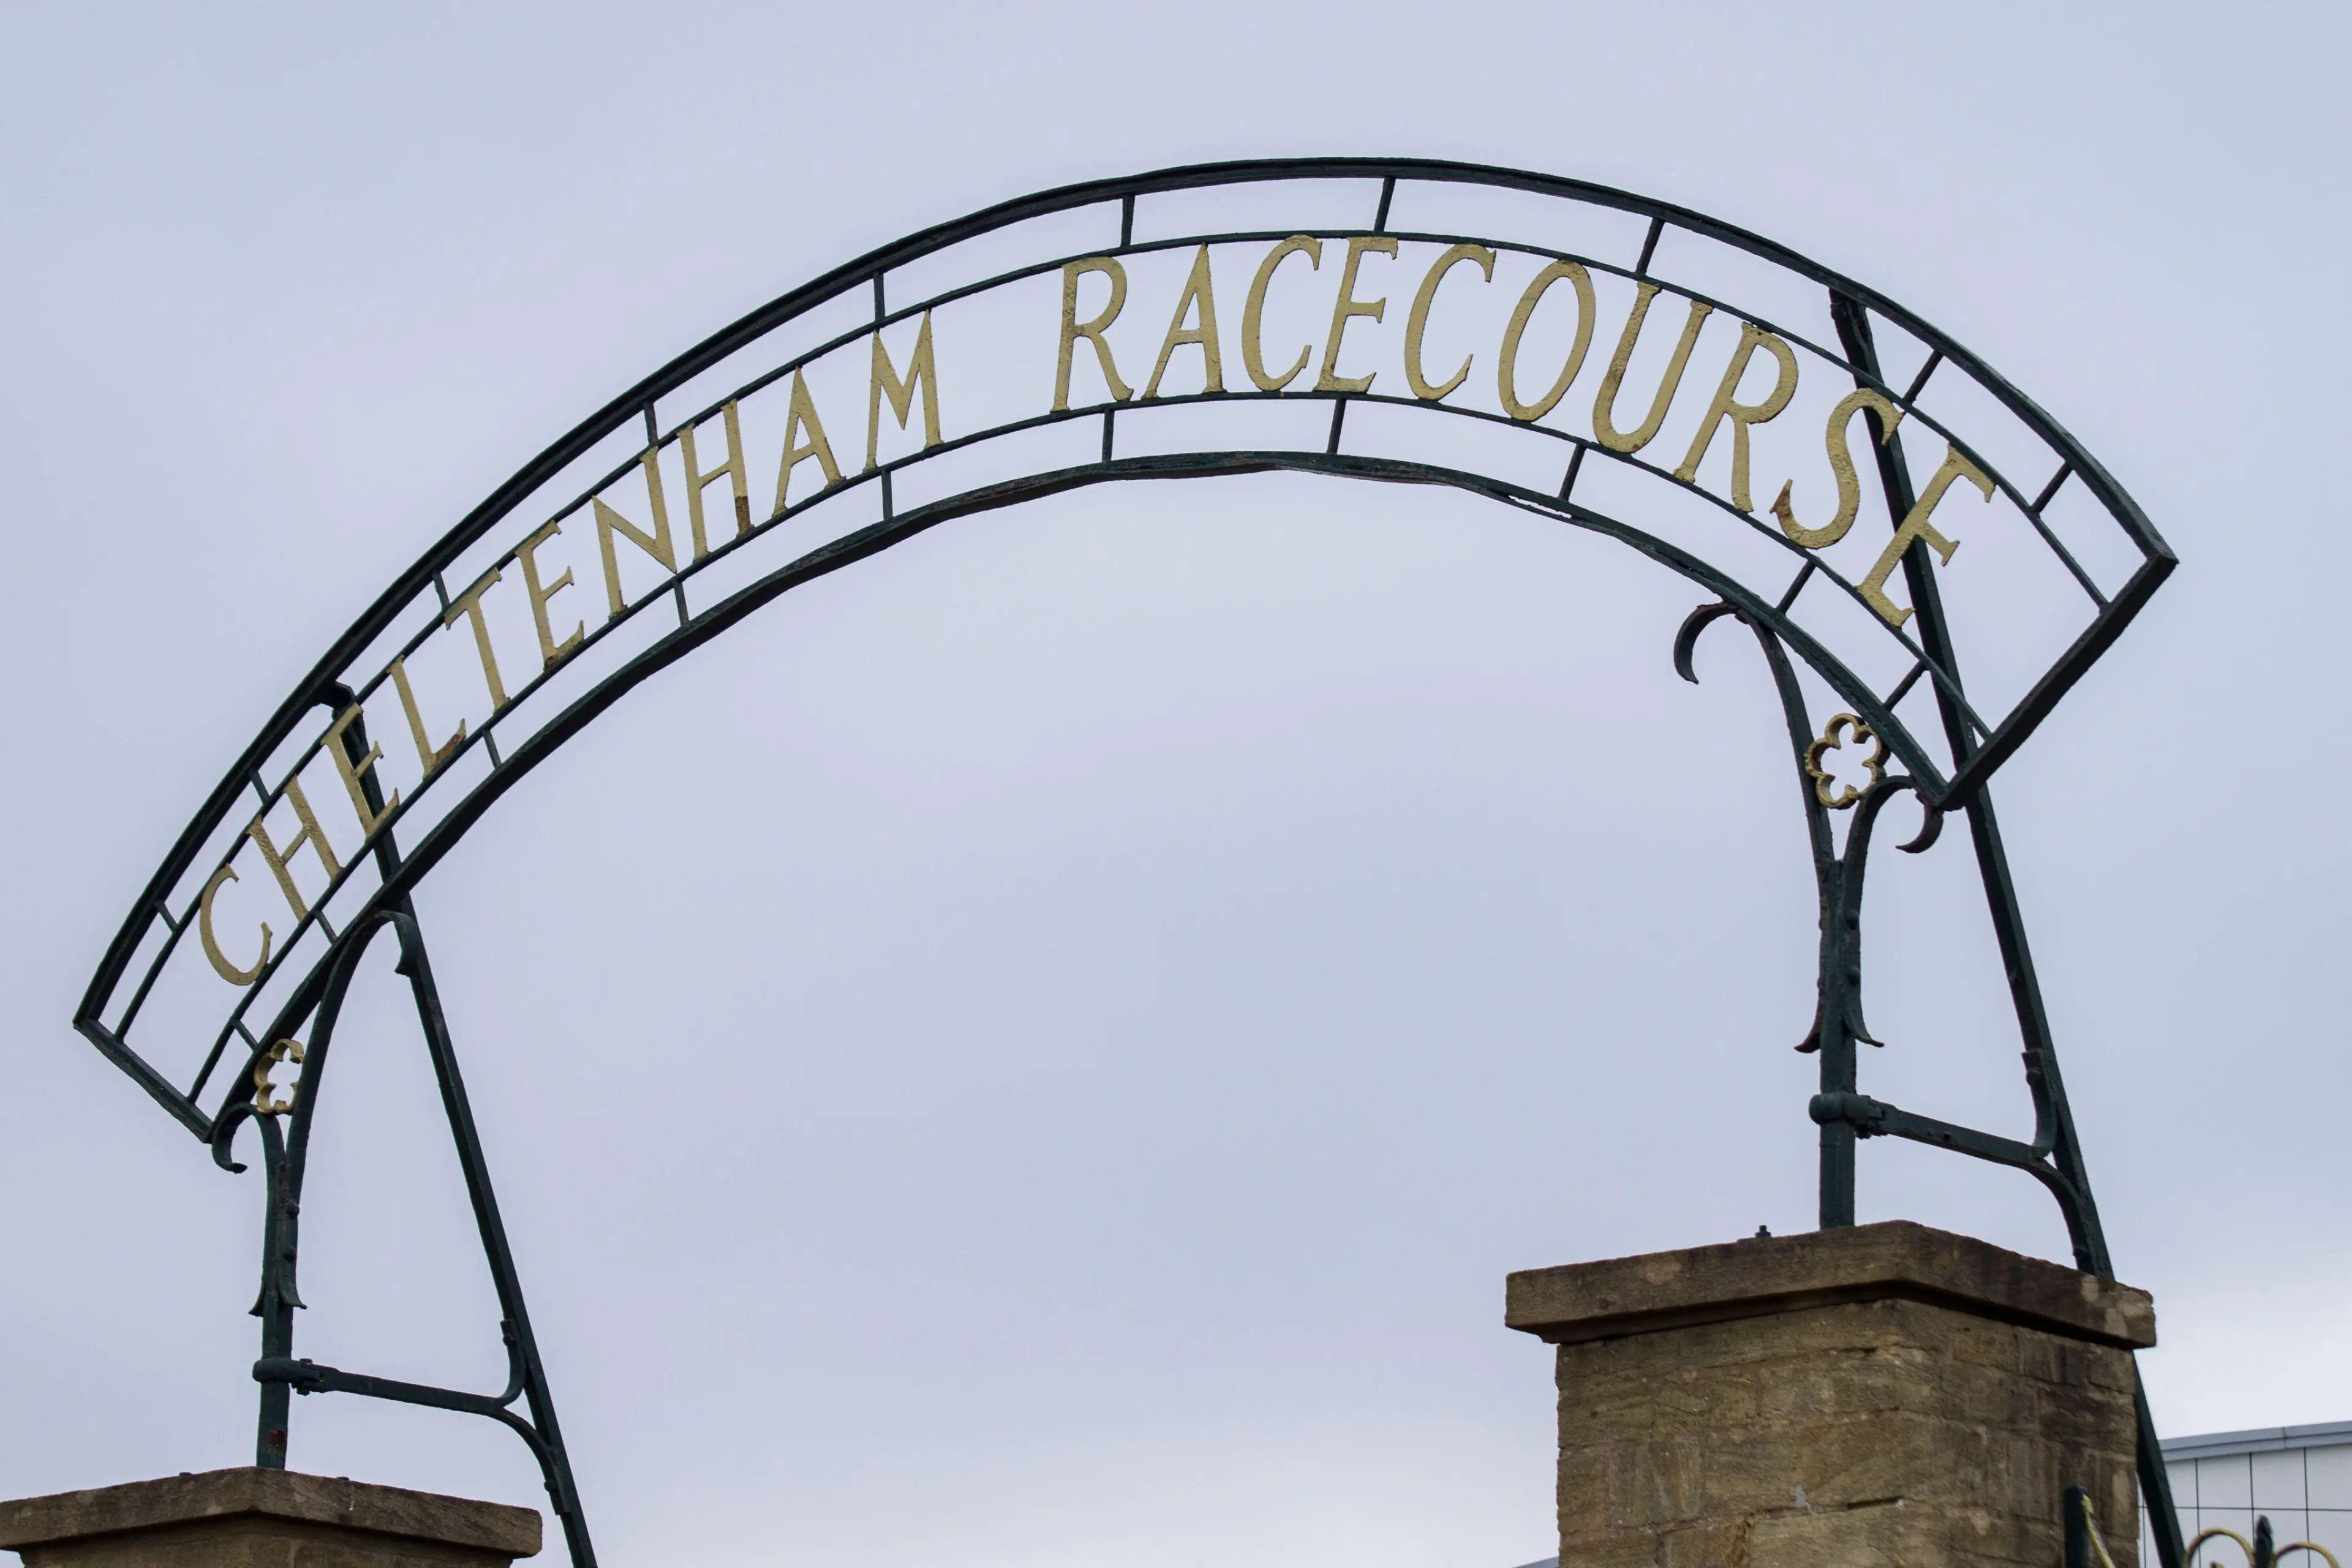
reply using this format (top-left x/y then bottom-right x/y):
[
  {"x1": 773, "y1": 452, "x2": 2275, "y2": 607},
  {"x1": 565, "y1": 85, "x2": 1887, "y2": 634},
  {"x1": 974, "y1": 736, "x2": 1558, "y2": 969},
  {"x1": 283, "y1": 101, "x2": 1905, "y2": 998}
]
[{"x1": 1050, "y1": 237, "x2": 1986, "y2": 630}]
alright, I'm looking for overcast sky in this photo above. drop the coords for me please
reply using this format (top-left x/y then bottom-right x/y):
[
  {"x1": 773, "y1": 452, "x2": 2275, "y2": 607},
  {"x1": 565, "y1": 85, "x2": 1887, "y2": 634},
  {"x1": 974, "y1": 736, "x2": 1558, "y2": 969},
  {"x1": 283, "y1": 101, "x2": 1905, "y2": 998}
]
[{"x1": 4, "y1": 6, "x2": 2347, "y2": 1568}]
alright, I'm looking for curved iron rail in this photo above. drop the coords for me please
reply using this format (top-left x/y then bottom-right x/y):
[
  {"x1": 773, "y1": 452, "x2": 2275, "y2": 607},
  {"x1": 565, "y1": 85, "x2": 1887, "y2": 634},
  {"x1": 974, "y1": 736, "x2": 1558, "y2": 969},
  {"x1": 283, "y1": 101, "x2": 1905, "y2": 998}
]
[
  {"x1": 63, "y1": 160, "x2": 2183, "y2": 1568},
  {"x1": 79, "y1": 157, "x2": 2173, "y2": 1135}
]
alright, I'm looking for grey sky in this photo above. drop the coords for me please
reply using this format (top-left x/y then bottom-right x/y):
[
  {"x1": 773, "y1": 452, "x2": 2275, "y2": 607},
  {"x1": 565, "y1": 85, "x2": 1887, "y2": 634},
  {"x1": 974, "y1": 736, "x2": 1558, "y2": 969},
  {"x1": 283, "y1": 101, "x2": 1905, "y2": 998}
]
[{"x1": 3, "y1": 6, "x2": 2346, "y2": 1568}]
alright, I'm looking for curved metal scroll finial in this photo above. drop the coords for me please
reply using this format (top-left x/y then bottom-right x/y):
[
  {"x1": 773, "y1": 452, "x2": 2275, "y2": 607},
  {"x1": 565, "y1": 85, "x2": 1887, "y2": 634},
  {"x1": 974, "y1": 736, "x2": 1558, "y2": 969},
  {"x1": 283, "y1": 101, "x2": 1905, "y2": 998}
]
[
  {"x1": 1672, "y1": 600, "x2": 1744, "y2": 684},
  {"x1": 2182, "y1": 1523, "x2": 2340, "y2": 1568}
]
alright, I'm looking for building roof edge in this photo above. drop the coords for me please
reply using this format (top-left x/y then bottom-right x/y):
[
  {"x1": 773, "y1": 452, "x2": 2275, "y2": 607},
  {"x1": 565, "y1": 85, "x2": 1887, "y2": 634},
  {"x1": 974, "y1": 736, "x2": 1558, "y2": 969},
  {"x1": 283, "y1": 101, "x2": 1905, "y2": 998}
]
[{"x1": 2163, "y1": 1422, "x2": 2352, "y2": 1461}]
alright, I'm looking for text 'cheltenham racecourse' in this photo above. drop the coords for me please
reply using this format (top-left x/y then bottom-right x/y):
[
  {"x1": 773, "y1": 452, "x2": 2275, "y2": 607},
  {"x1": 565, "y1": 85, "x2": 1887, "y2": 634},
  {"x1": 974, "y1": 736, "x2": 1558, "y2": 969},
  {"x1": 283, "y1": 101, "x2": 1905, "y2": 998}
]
[{"x1": 78, "y1": 165, "x2": 2168, "y2": 1137}]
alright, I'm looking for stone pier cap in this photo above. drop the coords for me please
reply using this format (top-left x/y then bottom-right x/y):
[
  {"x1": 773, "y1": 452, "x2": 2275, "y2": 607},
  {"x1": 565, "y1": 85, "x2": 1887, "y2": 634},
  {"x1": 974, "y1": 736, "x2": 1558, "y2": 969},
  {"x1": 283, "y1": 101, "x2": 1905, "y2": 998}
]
[
  {"x1": 1506, "y1": 1219, "x2": 2155, "y2": 1350},
  {"x1": 0, "y1": 1468, "x2": 540, "y2": 1568}
]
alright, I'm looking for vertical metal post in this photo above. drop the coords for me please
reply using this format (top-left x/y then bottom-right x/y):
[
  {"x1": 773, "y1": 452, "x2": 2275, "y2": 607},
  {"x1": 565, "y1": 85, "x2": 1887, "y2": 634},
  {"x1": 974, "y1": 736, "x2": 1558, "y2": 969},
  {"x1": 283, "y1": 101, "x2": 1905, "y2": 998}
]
[
  {"x1": 235, "y1": 919, "x2": 374, "y2": 1470},
  {"x1": 1817, "y1": 921, "x2": 1858, "y2": 1229},
  {"x1": 251, "y1": 1112, "x2": 294, "y2": 1466},
  {"x1": 1722, "y1": 619, "x2": 1854, "y2": 1228},
  {"x1": 1830, "y1": 295, "x2": 2183, "y2": 1568}
]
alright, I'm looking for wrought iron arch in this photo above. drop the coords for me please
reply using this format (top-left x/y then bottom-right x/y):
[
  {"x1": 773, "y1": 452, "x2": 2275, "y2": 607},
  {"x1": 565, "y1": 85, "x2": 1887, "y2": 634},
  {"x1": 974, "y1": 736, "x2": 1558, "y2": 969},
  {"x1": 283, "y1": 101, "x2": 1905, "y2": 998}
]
[{"x1": 71, "y1": 160, "x2": 2180, "y2": 1568}]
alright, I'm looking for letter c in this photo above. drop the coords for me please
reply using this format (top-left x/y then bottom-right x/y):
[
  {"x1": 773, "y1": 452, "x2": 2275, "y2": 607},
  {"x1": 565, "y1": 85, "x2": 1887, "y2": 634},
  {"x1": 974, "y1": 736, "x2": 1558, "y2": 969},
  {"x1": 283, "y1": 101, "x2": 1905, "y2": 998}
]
[
  {"x1": 1404, "y1": 243, "x2": 1496, "y2": 402},
  {"x1": 1243, "y1": 235, "x2": 1323, "y2": 392},
  {"x1": 199, "y1": 863, "x2": 272, "y2": 986}
]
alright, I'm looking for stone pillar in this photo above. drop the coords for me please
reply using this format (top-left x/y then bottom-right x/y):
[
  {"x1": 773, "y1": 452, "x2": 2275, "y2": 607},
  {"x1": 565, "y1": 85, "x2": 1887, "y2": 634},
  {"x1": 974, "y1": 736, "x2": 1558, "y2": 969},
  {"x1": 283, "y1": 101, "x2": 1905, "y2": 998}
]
[
  {"x1": 0, "y1": 1469, "x2": 540, "y2": 1568},
  {"x1": 1506, "y1": 1221, "x2": 2153, "y2": 1568}
]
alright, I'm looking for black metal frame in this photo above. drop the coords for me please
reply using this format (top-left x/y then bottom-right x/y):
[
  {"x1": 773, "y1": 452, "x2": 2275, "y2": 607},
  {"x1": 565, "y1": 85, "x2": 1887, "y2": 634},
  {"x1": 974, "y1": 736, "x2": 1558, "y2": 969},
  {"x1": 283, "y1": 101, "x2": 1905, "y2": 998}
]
[
  {"x1": 67, "y1": 160, "x2": 2182, "y2": 1568},
  {"x1": 206, "y1": 707, "x2": 595, "y2": 1566}
]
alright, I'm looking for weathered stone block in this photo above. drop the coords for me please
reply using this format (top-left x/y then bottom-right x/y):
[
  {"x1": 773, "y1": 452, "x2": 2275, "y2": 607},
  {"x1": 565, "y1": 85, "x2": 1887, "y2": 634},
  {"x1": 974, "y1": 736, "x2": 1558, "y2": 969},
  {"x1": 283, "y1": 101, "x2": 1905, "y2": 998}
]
[
  {"x1": 1746, "y1": 1497, "x2": 1943, "y2": 1568},
  {"x1": 0, "y1": 1469, "x2": 540, "y2": 1568},
  {"x1": 1510, "y1": 1221, "x2": 2150, "y2": 1568}
]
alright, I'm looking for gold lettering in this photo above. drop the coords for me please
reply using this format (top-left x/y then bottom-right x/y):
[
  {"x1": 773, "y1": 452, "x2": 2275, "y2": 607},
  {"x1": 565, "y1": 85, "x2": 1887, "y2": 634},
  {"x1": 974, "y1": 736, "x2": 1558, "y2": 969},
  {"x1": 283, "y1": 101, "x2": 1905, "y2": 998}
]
[
  {"x1": 680, "y1": 400, "x2": 752, "y2": 560},
  {"x1": 1314, "y1": 236, "x2": 1398, "y2": 394},
  {"x1": 1242, "y1": 236, "x2": 1322, "y2": 392},
  {"x1": 1403, "y1": 243, "x2": 1494, "y2": 402},
  {"x1": 1142, "y1": 244, "x2": 1225, "y2": 399},
  {"x1": 592, "y1": 448, "x2": 676, "y2": 617},
  {"x1": 1672, "y1": 323, "x2": 1799, "y2": 510},
  {"x1": 772, "y1": 369, "x2": 843, "y2": 514},
  {"x1": 866, "y1": 311, "x2": 941, "y2": 471},
  {"x1": 1497, "y1": 260, "x2": 1597, "y2": 422},
  {"x1": 1054, "y1": 257, "x2": 1131, "y2": 410},
  {"x1": 322, "y1": 703, "x2": 398, "y2": 839},
  {"x1": 1771, "y1": 388, "x2": 1904, "y2": 549},
  {"x1": 443, "y1": 568, "x2": 512, "y2": 707},
  {"x1": 246, "y1": 775, "x2": 342, "y2": 921},
  {"x1": 390, "y1": 656, "x2": 464, "y2": 776},
  {"x1": 198, "y1": 864, "x2": 270, "y2": 986},
  {"x1": 1592, "y1": 283, "x2": 1714, "y2": 454},
  {"x1": 1858, "y1": 445, "x2": 1991, "y2": 627},
  {"x1": 514, "y1": 519, "x2": 583, "y2": 671}
]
